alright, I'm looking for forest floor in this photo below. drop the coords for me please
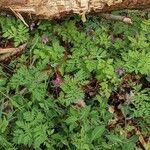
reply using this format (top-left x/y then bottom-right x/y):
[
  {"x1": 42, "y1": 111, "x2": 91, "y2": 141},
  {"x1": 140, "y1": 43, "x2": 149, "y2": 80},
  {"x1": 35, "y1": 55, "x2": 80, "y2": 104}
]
[{"x1": 0, "y1": 10, "x2": 149, "y2": 150}]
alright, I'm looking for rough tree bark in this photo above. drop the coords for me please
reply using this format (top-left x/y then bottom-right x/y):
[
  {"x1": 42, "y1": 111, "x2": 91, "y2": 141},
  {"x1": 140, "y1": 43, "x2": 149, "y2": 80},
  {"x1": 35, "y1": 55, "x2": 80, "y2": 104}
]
[{"x1": 0, "y1": 0, "x2": 150, "y2": 20}]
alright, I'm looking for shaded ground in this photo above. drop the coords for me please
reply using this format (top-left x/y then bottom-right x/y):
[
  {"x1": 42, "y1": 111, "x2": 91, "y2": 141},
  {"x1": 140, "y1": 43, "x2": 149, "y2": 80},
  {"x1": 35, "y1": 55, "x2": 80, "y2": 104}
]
[{"x1": 0, "y1": 10, "x2": 149, "y2": 150}]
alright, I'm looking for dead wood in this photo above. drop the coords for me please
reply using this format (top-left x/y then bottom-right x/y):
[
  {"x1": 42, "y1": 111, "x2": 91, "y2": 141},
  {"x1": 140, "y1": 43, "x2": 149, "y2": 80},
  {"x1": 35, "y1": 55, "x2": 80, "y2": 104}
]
[{"x1": 0, "y1": 0, "x2": 150, "y2": 20}]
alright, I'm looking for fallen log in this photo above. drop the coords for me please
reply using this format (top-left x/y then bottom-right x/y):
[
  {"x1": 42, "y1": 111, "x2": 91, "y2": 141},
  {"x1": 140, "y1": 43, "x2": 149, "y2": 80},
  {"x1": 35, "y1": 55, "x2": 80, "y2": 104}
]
[{"x1": 0, "y1": 0, "x2": 150, "y2": 20}]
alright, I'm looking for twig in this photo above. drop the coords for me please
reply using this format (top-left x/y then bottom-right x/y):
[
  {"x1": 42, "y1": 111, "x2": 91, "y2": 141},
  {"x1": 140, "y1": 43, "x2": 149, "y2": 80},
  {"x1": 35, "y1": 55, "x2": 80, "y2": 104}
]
[
  {"x1": 0, "y1": 47, "x2": 17, "y2": 54},
  {"x1": 81, "y1": 11, "x2": 87, "y2": 22},
  {"x1": 9, "y1": 6, "x2": 29, "y2": 27},
  {"x1": 100, "y1": 13, "x2": 133, "y2": 24},
  {"x1": 19, "y1": 88, "x2": 27, "y2": 95},
  {"x1": 0, "y1": 43, "x2": 27, "y2": 62}
]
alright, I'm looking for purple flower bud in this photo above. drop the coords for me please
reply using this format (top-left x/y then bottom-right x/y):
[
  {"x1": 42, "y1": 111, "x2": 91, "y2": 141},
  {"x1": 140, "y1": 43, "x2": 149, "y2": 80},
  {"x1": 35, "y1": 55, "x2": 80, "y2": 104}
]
[
  {"x1": 42, "y1": 36, "x2": 49, "y2": 44},
  {"x1": 115, "y1": 67, "x2": 125, "y2": 76},
  {"x1": 30, "y1": 22, "x2": 35, "y2": 30},
  {"x1": 52, "y1": 74, "x2": 63, "y2": 87}
]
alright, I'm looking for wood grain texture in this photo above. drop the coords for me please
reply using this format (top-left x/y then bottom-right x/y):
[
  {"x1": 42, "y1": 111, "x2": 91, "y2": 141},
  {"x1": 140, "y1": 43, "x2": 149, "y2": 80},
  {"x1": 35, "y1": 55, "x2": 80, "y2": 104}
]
[{"x1": 1, "y1": 0, "x2": 150, "y2": 19}]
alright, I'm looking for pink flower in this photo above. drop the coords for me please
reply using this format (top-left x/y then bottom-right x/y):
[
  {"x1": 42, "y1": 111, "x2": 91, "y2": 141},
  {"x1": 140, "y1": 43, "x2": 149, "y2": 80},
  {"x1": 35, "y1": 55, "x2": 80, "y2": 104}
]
[
  {"x1": 30, "y1": 22, "x2": 35, "y2": 30},
  {"x1": 42, "y1": 35, "x2": 49, "y2": 44},
  {"x1": 52, "y1": 74, "x2": 63, "y2": 87},
  {"x1": 115, "y1": 67, "x2": 125, "y2": 76}
]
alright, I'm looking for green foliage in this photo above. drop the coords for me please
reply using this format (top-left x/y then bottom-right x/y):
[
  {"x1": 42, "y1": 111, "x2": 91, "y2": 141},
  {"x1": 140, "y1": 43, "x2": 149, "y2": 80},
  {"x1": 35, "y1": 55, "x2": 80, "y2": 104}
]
[
  {"x1": 0, "y1": 16, "x2": 29, "y2": 46},
  {"x1": 122, "y1": 50, "x2": 150, "y2": 74},
  {"x1": 9, "y1": 63, "x2": 49, "y2": 102},
  {"x1": 60, "y1": 77, "x2": 84, "y2": 106},
  {"x1": 129, "y1": 86, "x2": 150, "y2": 122},
  {"x1": 34, "y1": 40, "x2": 65, "y2": 65},
  {"x1": 60, "y1": 70, "x2": 88, "y2": 106},
  {"x1": 0, "y1": 11, "x2": 149, "y2": 150},
  {"x1": 13, "y1": 109, "x2": 48, "y2": 149}
]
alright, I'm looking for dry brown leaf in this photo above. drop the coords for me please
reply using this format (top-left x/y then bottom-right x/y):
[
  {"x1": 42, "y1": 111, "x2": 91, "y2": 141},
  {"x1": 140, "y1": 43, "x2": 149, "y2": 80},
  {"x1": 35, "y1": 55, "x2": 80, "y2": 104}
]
[
  {"x1": 136, "y1": 130, "x2": 149, "y2": 150},
  {"x1": 74, "y1": 99, "x2": 86, "y2": 108},
  {"x1": 108, "y1": 106, "x2": 115, "y2": 114}
]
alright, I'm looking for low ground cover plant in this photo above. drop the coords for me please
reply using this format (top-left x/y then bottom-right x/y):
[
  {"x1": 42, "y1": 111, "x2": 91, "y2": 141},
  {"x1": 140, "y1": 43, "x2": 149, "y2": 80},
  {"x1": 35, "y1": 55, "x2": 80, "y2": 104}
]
[{"x1": 0, "y1": 11, "x2": 149, "y2": 150}]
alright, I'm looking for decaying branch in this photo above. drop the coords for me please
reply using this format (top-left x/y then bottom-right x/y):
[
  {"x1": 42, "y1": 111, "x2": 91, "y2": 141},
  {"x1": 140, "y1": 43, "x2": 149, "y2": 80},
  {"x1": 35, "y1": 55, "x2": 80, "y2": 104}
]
[
  {"x1": 0, "y1": 0, "x2": 150, "y2": 20},
  {"x1": 100, "y1": 13, "x2": 133, "y2": 24},
  {"x1": 0, "y1": 43, "x2": 27, "y2": 62}
]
